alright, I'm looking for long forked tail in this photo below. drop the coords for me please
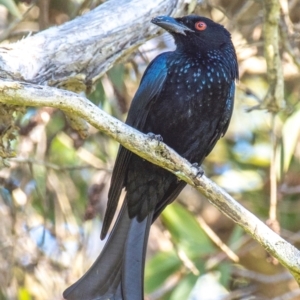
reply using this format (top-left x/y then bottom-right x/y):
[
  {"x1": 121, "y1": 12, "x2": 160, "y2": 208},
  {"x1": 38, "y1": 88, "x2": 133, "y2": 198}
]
[{"x1": 63, "y1": 201, "x2": 152, "y2": 300}]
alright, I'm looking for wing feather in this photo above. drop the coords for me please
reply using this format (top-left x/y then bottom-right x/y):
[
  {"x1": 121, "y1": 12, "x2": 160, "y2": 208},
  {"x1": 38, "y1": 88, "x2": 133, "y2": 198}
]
[{"x1": 100, "y1": 53, "x2": 169, "y2": 239}]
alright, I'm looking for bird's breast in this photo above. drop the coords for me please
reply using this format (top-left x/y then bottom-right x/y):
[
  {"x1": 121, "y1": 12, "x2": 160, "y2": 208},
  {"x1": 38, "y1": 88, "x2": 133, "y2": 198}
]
[
  {"x1": 166, "y1": 59, "x2": 231, "y2": 107},
  {"x1": 143, "y1": 56, "x2": 233, "y2": 160}
]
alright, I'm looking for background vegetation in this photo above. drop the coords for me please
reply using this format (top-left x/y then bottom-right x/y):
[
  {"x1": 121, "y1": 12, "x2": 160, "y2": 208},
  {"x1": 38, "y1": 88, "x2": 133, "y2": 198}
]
[{"x1": 0, "y1": 0, "x2": 299, "y2": 299}]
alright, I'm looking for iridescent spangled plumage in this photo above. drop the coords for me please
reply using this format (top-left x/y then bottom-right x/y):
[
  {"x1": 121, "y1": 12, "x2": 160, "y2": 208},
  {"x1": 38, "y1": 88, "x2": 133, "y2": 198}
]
[{"x1": 63, "y1": 15, "x2": 238, "y2": 300}]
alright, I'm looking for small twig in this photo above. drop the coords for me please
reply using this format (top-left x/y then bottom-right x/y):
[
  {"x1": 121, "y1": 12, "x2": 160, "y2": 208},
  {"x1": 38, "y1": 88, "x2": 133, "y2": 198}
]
[
  {"x1": 223, "y1": 286, "x2": 257, "y2": 300},
  {"x1": 206, "y1": 236, "x2": 253, "y2": 271},
  {"x1": 231, "y1": 1, "x2": 254, "y2": 23},
  {"x1": 38, "y1": 0, "x2": 50, "y2": 30},
  {"x1": 148, "y1": 272, "x2": 182, "y2": 300},
  {"x1": 0, "y1": 0, "x2": 38, "y2": 42},
  {"x1": 239, "y1": 83, "x2": 262, "y2": 104},
  {"x1": 267, "y1": 114, "x2": 280, "y2": 235},
  {"x1": 196, "y1": 215, "x2": 239, "y2": 263},
  {"x1": 162, "y1": 230, "x2": 199, "y2": 276},
  {"x1": 10, "y1": 157, "x2": 111, "y2": 172},
  {"x1": 280, "y1": 183, "x2": 300, "y2": 195},
  {"x1": 176, "y1": 248, "x2": 200, "y2": 276},
  {"x1": 47, "y1": 170, "x2": 79, "y2": 236},
  {"x1": 279, "y1": 0, "x2": 294, "y2": 34},
  {"x1": 280, "y1": 19, "x2": 300, "y2": 70},
  {"x1": 232, "y1": 267, "x2": 292, "y2": 283}
]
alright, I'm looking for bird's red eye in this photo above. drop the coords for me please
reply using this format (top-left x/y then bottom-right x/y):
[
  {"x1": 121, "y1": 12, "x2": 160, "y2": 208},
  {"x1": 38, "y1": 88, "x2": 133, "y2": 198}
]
[{"x1": 195, "y1": 21, "x2": 207, "y2": 31}]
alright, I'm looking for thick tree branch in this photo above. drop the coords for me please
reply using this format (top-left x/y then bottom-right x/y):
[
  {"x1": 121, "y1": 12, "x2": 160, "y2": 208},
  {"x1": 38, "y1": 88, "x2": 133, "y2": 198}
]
[
  {"x1": 0, "y1": 0, "x2": 187, "y2": 93},
  {"x1": 0, "y1": 0, "x2": 190, "y2": 156},
  {"x1": 1, "y1": 80, "x2": 299, "y2": 283}
]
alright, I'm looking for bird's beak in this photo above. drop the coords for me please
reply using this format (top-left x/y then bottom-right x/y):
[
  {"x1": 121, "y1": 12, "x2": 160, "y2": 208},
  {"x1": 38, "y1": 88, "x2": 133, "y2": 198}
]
[{"x1": 151, "y1": 16, "x2": 193, "y2": 35}]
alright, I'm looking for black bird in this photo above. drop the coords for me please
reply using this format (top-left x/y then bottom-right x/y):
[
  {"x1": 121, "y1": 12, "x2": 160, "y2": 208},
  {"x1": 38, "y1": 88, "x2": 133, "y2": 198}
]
[{"x1": 63, "y1": 15, "x2": 238, "y2": 300}]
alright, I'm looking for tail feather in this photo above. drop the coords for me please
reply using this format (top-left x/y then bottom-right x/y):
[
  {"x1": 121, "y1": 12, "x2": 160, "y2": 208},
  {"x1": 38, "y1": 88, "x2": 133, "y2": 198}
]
[
  {"x1": 63, "y1": 200, "x2": 152, "y2": 300},
  {"x1": 122, "y1": 213, "x2": 152, "y2": 300}
]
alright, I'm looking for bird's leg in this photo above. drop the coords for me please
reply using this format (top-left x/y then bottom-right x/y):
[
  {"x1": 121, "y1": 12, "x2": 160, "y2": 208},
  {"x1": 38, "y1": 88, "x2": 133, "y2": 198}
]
[
  {"x1": 147, "y1": 132, "x2": 163, "y2": 143},
  {"x1": 192, "y1": 163, "x2": 204, "y2": 178}
]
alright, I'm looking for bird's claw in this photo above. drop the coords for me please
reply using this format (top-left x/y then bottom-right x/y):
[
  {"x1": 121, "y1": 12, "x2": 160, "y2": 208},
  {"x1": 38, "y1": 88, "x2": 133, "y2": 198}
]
[
  {"x1": 147, "y1": 132, "x2": 163, "y2": 142},
  {"x1": 192, "y1": 163, "x2": 204, "y2": 178}
]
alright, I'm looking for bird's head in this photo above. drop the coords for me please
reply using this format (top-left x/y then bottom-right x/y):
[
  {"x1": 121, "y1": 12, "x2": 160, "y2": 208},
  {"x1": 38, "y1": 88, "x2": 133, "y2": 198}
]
[{"x1": 151, "y1": 15, "x2": 233, "y2": 55}]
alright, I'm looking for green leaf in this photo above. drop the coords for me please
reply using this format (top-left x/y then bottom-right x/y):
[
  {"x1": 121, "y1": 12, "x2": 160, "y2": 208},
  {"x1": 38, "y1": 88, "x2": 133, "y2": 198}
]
[
  {"x1": 49, "y1": 133, "x2": 78, "y2": 166},
  {"x1": 161, "y1": 203, "x2": 215, "y2": 258},
  {"x1": 228, "y1": 225, "x2": 244, "y2": 249},
  {"x1": 108, "y1": 64, "x2": 125, "y2": 92},
  {"x1": 281, "y1": 109, "x2": 300, "y2": 172},
  {"x1": 0, "y1": 0, "x2": 21, "y2": 18},
  {"x1": 88, "y1": 80, "x2": 105, "y2": 106},
  {"x1": 217, "y1": 262, "x2": 232, "y2": 288},
  {"x1": 169, "y1": 273, "x2": 198, "y2": 300},
  {"x1": 145, "y1": 250, "x2": 181, "y2": 293}
]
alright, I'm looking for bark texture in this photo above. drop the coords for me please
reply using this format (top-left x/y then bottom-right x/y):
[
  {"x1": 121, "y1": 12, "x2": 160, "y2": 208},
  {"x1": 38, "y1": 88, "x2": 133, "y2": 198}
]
[
  {"x1": 0, "y1": 0, "x2": 189, "y2": 156},
  {"x1": 0, "y1": 0, "x2": 187, "y2": 93}
]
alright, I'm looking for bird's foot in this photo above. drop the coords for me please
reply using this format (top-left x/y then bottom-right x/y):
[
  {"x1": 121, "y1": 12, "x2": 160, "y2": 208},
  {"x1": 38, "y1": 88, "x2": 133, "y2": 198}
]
[
  {"x1": 192, "y1": 163, "x2": 204, "y2": 178},
  {"x1": 147, "y1": 132, "x2": 163, "y2": 143}
]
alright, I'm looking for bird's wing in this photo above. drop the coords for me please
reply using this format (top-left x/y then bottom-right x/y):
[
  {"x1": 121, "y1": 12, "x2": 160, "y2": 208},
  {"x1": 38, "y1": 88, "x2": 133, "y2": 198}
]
[
  {"x1": 205, "y1": 81, "x2": 235, "y2": 157},
  {"x1": 125, "y1": 53, "x2": 169, "y2": 127},
  {"x1": 100, "y1": 53, "x2": 169, "y2": 239},
  {"x1": 219, "y1": 81, "x2": 236, "y2": 137}
]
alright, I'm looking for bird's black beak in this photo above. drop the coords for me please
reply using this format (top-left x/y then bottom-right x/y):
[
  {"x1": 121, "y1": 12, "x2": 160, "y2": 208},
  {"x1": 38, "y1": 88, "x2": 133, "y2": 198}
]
[{"x1": 151, "y1": 16, "x2": 193, "y2": 35}]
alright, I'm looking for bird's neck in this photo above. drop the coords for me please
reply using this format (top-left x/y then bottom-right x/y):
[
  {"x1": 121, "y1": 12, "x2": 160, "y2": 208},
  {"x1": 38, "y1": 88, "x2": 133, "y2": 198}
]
[{"x1": 169, "y1": 47, "x2": 238, "y2": 81}]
